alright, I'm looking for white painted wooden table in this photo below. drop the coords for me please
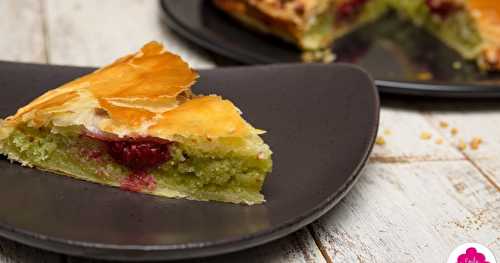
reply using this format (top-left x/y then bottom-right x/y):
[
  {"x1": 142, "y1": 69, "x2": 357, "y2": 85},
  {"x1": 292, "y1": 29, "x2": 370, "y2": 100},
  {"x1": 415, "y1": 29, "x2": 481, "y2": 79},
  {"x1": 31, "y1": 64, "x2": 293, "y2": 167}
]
[{"x1": 1, "y1": 1, "x2": 499, "y2": 262}]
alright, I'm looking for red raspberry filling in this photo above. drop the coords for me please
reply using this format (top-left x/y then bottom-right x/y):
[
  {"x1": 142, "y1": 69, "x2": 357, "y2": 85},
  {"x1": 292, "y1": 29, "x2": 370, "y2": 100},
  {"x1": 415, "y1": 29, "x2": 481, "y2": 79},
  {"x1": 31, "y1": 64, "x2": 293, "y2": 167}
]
[
  {"x1": 83, "y1": 132, "x2": 172, "y2": 192},
  {"x1": 105, "y1": 139, "x2": 172, "y2": 172},
  {"x1": 336, "y1": 0, "x2": 369, "y2": 21},
  {"x1": 120, "y1": 171, "x2": 157, "y2": 192},
  {"x1": 425, "y1": 0, "x2": 461, "y2": 18}
]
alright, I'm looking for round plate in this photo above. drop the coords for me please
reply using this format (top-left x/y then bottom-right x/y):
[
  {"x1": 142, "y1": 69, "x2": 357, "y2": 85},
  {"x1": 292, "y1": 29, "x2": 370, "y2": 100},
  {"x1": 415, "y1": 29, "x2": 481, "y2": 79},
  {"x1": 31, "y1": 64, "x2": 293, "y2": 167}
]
[
  {"x1": 0, "y1": 61, "x2": 379, "y2": 261},
  {"x1": 160, "y1": 0, "x2": 500, "y2": 98}
]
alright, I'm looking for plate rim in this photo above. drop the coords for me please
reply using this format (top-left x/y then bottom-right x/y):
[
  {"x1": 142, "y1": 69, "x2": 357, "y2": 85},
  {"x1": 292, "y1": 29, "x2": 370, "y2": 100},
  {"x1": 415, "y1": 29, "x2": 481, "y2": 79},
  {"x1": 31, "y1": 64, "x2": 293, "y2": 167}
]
[
  {"x1": 159, "y1": 0, "x2": 500, "y2": 98},
  {"x1": 0, "y1": 61, "x2": 380, "y2": 261}
]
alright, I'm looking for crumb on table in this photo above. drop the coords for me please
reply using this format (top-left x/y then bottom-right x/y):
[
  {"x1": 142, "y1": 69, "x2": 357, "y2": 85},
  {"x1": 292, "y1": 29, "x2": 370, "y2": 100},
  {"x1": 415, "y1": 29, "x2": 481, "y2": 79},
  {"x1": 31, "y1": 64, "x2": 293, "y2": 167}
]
[
  {"x1": 470, "y1": 137, "x2": 483, "y2": 150},
  {"x1": 376, "y1": 136, "x2": 386, "y2": 145},
  {"x1": 435, "y1": 138, "x2": 444, "y2": 145},
  {"x1": 439, "y1": 121, "x2": 449, "y2": 128},
  {"x1": 451, "y1": 128, "x2": 458, "y2": 136},
  {"x1": 420, "y1": 132, "x2": 432, "y2": 140},
  {"x1": 457, "y1": 139, "x2": 467, "y2": 151}
]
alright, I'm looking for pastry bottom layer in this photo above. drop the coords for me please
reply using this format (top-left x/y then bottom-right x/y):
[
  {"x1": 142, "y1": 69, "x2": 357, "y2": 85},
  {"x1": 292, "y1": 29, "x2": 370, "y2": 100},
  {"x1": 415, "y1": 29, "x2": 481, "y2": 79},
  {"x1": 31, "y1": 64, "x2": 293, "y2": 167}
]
[{"x1": 0, "y1": 126, "x2": 271, "y2": 205}]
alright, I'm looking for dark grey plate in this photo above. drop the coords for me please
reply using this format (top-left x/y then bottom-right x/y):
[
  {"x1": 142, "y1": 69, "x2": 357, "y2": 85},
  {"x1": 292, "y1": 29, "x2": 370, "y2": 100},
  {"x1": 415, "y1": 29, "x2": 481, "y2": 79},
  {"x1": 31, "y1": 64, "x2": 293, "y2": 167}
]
[
  {"x1": 0, "y1": 61, "x2": 379, "y2": 261},
  {"x1": 160, "y1": 0, "x2": 500, "y2": 98}
]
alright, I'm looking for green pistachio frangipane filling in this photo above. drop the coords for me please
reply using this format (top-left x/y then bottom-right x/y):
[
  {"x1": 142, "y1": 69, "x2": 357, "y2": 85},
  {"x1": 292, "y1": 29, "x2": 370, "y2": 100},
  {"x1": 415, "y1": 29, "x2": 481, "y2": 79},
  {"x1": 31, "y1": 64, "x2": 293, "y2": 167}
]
[{"x1": 0, "y1": 126, "x2": 272, "y2": 204}]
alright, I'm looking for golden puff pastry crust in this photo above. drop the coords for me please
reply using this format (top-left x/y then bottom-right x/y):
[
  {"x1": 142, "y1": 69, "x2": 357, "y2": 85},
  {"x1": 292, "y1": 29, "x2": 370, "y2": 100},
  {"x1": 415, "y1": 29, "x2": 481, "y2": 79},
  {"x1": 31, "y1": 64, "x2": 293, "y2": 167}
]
[{"x1": 0, "y1": 41, "x2": 262, "y2": 141}]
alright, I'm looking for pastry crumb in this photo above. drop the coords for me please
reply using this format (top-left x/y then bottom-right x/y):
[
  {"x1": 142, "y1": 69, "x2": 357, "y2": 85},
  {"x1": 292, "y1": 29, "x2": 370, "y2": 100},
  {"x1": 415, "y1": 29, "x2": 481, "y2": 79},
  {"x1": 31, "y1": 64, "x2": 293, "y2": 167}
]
[
  {"x1": 470, "y1": 137, "x2": 483, "y2": 150},
  {"x1": 417, "y1": 72, "x2": 433, "y2": 80},
  {"x1": 435, "y1": 138, "x2": 444, "y2": 145},
  {"x1": 384, "y1": 129, "x2": 392, "y2": 136},
  {"x1": 457, "y1": 139, "x2": 467, "y2": 151},
  {"x1": 420, "y1": 132, "x2": 432, "y2": 140},
  {"x1": 451, "y1": 127, "x2": 458, "y2": 136},
  {"x1": 376, "y1": 136, "x2": 386, "y2": 145},
  {"x1": 439, "y1": 121, "x2": 449, "y2": 128}
]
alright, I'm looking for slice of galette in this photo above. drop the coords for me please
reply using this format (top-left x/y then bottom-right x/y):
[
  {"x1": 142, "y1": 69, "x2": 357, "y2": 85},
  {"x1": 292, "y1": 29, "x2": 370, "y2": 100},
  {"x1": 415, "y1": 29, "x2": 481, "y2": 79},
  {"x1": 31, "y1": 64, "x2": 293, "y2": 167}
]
[{"x1": 0, "y1": 41, "x2": 272, "y2": 205}]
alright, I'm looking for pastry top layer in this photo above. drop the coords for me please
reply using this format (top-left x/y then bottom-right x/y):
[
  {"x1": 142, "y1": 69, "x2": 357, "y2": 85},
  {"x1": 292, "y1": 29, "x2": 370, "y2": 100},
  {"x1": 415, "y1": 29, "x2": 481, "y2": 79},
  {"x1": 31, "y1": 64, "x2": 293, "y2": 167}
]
[
  {"x1": 467, "y1": 0, "x2": 500, "y2": 69},
  {"x1": 215, "y1": 0, "x2": 331, "y2": 30},
  {"x1": 0, "y1": 42, "x2": 262, "y2": 141}
]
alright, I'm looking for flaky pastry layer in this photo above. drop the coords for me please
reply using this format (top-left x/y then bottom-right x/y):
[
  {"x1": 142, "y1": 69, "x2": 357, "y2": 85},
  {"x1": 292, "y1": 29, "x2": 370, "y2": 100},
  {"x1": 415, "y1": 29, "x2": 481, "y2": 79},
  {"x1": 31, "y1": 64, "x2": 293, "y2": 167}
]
[{"x1": 0, "y1": 41, "x2": 263, "y2": 141}]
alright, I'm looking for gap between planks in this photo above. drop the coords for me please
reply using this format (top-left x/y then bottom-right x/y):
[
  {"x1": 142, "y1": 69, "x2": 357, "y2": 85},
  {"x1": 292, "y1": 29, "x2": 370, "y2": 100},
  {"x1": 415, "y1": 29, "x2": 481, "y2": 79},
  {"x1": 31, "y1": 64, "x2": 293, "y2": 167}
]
[
  {"x1": 369, "y1": 156, "x2": 465, "y2": 164},
  {"x1": 308, "y1": 225, "x2": 334, "y2": 263}
]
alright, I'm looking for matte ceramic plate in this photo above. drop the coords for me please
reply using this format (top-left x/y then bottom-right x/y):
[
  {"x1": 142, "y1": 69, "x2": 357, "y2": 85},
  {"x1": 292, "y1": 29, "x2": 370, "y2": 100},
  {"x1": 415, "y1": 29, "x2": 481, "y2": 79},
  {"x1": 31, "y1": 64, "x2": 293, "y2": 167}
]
[
  {"x1": 0, "y1": 61, "x2": 378, "y2": 261},
  {"x1": 160, "y1": 0, "x2": 500, "y2": 98}
]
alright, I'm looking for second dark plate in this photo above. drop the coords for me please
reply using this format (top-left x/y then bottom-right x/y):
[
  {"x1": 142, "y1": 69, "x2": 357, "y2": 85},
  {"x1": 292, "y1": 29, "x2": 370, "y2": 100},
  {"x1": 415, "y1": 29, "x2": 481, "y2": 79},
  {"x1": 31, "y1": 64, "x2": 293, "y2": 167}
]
[{"x1": 160, "y1": 0, "x2": 500, "y2": 98}]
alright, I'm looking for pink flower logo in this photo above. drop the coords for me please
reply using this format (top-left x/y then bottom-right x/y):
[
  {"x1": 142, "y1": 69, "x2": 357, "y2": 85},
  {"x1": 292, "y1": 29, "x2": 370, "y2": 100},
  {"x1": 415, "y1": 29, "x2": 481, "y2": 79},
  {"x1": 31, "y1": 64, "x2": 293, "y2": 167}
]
[{"x1": 457, "y1": 247, "x2": 490, "y2": 263}]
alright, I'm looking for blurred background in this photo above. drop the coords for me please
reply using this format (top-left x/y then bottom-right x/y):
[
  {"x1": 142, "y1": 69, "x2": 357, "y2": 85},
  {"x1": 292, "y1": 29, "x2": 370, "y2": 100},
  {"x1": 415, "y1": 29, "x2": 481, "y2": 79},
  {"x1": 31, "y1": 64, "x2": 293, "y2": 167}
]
[{"x1": 0, "y1": 0, "x2": 215, "y2": 69}]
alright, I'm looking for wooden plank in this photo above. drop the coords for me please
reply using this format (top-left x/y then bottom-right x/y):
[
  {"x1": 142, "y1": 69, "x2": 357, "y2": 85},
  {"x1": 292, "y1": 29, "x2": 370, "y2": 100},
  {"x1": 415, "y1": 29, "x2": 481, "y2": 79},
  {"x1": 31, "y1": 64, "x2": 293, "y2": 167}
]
[
  {"x1": 372, "y1": 102, "x2": 463, "y2": 162},
  {"x1": 311, "y1": 161, "x2": 499, "y2": 262},
  {"x1": 0, "y1": 0, "x2": 46, "y2": 63},
  {"x1": 66, "y1": 228, "x2": 326, "y2": 263},
  {"x1": 45, "y1": 0, "x2": 215, "y2": 69}
]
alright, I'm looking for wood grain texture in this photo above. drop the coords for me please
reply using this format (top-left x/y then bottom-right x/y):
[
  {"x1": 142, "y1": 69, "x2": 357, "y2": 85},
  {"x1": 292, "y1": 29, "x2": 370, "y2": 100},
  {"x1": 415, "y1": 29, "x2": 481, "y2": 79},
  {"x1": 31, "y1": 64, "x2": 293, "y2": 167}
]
[
  {"x1": 311, "y1": 161, "x2": 500, "y2": 262},
  {"x1": 44, "y1": 0, "x2": 215, "y2": 69},
  {"x1": 66, "y1": 229, "x2": 326, "y2": 263},
  {"x1": 0, "y1": 0, "x2": 46, "y2": 63}
]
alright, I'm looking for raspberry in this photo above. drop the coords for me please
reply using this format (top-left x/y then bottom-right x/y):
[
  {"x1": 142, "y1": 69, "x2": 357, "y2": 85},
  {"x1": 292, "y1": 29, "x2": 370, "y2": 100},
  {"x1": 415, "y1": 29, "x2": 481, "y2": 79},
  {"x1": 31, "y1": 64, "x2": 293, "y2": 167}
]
[
  {"x1": 105, "y1": 139, "x2": 172, "y2": 172},
  {"x1": 337, "y1": 0, "x2": 369, "y2": 20}
]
